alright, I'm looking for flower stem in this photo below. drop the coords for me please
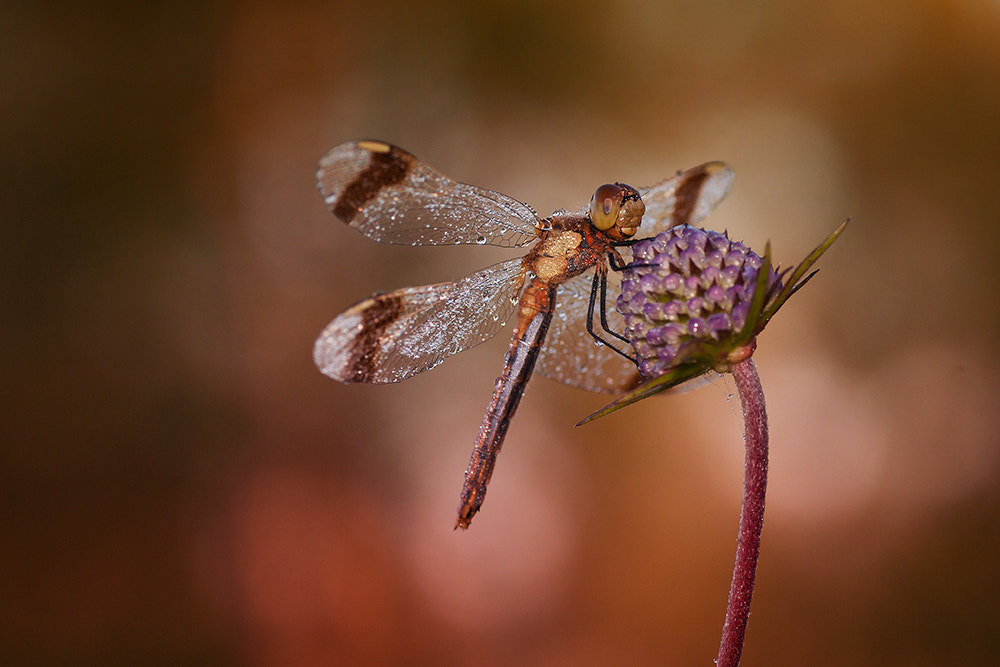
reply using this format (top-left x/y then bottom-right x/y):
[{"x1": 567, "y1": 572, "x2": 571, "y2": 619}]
[{"x1": 716, "y1": 357, "x2": 768, "y2": 666}]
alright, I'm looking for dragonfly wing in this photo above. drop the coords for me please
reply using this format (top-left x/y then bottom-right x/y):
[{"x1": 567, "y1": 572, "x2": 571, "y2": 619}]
[
  {"x1": 639, "y1": 161, "x2": 734, "y2": 237},
  {"x1": 317, "y1": 140, "x2": 540, "y2": 248},
  {"x1": 315, "y1": 258, "x2": 527, "y2": 384},
  {"x1": 536, "y1": 271, "x2": 643, "y2": 395}
]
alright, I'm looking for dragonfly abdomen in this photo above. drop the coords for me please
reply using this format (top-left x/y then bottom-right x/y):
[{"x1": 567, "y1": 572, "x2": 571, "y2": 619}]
[{"x1": 456, "y1": 279, "x2": 557, "y2": 528}]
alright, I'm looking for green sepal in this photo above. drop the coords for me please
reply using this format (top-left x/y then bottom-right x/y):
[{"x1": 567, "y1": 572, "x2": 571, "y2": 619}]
[
  {"x1": 576, "y1": 361, "x2": 711, "y2": 426},
  {"x1": 738, "y1": 240, "x2": 774, "y2": 346}
]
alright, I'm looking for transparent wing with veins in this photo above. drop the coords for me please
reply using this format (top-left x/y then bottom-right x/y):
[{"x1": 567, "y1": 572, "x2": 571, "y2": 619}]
[
  {"x1": 314, "y1": 258, "x2": 528, "y2": 384},
  {"x1": 639, "y1": 160, "x2": 734, "y2": 236},
  {"x1": 317, "y1": 141, "x2": 541, "y2": 248},
  {"x1": 536, "y1": 161, "x2": 735, "y2": 394},
  {"x1": 537, "y1": 270, "x2": 641, "y2": 394}
]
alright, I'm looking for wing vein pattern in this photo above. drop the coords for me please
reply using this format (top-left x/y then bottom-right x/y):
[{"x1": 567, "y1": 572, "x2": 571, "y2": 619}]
[
  {"x1": 317, "y1": 142, "x2": 540, "y2": 248},
  {"x1": 314, "y1": 257, "x2": 528, "y2": 384},
  {"x1": 536, "y1": 271, "x2": 640, "y2": 394}
]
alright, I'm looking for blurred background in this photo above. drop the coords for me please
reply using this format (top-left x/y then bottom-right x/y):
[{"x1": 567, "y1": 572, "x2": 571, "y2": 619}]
[{"x1": 3, "y1": 0, "x2": 999, "y2": 664}]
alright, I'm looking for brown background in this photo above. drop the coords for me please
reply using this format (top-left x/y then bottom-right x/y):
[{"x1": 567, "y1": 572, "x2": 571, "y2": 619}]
[{"x1": 4, "y1": 0, "x2": 999, "y2": 664}]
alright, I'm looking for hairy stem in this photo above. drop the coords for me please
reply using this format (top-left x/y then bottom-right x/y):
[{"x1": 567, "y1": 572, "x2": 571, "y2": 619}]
[{"x1": 716, "y1": 358, "x2": 768, "y2": 667}]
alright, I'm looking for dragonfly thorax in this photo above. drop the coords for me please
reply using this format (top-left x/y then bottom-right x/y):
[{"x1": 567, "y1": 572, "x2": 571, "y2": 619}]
[{"x1": 529, "y1": 229, "x2": 584, "y2": 283}]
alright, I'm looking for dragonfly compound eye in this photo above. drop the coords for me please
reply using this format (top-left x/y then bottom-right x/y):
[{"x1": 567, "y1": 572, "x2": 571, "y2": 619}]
[{"x1": 590, "y1": 183, "x2": 624, "y2": 231}]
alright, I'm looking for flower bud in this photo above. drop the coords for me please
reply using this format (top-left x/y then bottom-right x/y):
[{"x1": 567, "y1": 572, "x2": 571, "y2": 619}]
[{"x1": 617, "y1": 225, "x2": 781, "y2": 378}]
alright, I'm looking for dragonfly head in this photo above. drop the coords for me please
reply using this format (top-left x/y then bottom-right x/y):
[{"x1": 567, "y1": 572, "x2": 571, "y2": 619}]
[{"x1": 589, "y1": 183, "x2": 645, "y2": 241}]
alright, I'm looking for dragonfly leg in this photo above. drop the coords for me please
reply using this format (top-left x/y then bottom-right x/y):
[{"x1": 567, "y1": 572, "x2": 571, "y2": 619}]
[
  {"x1": 585, "y1": 268, "x2": 636, "y2": 363},
  {"x1": 609, "y1": 240, "x2": 657, "y2": 272}
]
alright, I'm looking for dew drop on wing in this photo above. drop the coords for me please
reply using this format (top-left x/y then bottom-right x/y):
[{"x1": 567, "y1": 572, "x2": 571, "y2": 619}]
[{"x1": 476, "y1": 235, "x2": 487, "y2": 245}]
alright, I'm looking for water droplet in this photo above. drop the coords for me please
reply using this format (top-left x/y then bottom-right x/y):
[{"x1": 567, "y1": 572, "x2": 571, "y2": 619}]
[{"x1": 476, "y1": 235, "x2": 487, "y2": 245}]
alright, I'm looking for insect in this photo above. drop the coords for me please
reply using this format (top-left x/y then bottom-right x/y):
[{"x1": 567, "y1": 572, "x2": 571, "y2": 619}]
[{"x1": 314, "y1": 140, "x2": 733, "y2": 528}]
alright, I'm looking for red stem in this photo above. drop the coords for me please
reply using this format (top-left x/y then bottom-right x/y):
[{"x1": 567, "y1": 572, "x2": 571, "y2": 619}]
[{"x1": 715, "y1": 358, "x2": 768, "y2": 666}]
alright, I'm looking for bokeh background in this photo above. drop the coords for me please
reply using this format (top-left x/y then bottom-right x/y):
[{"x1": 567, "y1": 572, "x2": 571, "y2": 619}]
[{"x1": 4, "y1": 0, "x2": 999, "y2": 664}]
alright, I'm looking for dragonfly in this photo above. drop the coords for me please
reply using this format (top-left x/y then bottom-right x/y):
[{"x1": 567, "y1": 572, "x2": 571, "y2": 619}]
[{"x1": 314, "y1": 140, "x2": 733, "y2": 528}]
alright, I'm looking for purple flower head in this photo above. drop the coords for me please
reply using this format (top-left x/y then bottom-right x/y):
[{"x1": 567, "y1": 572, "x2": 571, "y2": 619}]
[
  {"x1": 618, "y1": 225, "x2": 781, "y2": 379},
  {"x1": 581, "y1": 219, "x2": 848, "y2": 423}
]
